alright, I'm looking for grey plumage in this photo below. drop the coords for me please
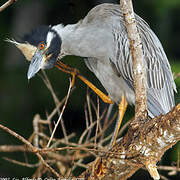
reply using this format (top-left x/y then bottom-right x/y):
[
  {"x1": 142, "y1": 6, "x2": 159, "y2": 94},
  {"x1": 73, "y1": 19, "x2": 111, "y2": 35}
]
[
  {"x1": 11, "y1": 3, "x2": 176, "y2": 118},
  {"x1": 82, "y1": 4, "x2": 176, "y2": 117}
]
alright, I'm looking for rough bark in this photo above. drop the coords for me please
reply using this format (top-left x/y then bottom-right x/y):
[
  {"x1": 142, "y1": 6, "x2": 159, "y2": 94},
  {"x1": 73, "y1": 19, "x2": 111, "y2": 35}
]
[
  {"x1": 120, "y1": 0, "x2": 148, "y2": 125},
  {"x1": 81, "y1": 104, "x2": 180, "y2": 179}
]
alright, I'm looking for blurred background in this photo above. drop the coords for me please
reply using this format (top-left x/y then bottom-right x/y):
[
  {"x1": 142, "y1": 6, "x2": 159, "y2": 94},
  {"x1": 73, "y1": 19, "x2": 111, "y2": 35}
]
[{"x1": 0, "y1": 0, "x2": 180, "y2": 178}]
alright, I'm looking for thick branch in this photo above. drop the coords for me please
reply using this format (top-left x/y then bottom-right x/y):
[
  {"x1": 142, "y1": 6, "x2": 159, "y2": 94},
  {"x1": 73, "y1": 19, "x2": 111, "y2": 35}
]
[
  {"x1": 81, "y1": 103, "x2": 180, "y2": 179},
  {"x1": 79, "y1": 2, "x2": 179, "y2": 179},
  {"x1": 120, "y1": 0, "x2": 147, "y2": 123}
]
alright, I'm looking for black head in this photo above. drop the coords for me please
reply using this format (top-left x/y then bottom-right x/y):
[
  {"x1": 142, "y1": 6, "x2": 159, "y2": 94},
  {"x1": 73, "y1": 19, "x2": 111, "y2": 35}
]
[{"x1": 24, "y1": 25, "x2": 62, "y2": 79}]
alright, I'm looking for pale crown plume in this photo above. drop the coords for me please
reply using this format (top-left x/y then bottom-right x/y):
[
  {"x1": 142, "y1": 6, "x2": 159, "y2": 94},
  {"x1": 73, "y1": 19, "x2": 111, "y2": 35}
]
[{"x1": 6, "y1": 38, "x2": 37, "y2": 61}]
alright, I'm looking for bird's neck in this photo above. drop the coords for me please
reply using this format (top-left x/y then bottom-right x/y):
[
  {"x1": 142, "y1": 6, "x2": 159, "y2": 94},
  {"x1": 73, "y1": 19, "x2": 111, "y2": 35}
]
[{"x1": 53, "y1": 23, "x2": 112, "y2": 58}]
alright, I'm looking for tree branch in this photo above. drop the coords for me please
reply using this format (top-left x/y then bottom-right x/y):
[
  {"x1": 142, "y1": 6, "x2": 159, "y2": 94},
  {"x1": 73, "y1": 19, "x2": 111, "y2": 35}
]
[
  {"x1": 81, "y1": 103, "x2": 180, "y2": 179},
  {"x1": 120, "y1": 0, "x2": 147, "y2": 125},
  {"x1": 78, "y1": 1, "x2": 180, "y2": 179},
  {"x1": 0, "y1": 123, "x2": 61, "y2": 178},
  {"x1": 0, "y1": 0, "x2": 17, "y2": 12}
]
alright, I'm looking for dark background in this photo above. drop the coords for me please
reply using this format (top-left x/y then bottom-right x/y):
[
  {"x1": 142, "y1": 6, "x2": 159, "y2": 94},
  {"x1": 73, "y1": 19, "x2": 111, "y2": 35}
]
[{"x1": 0, "y1": 0, "x2": 180, "y2": 178}]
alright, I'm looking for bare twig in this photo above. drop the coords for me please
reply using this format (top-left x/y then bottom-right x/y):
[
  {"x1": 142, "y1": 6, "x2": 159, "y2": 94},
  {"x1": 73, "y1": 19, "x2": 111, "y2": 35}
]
[
  {"x1": 159, "y1": 174, "x2": 169, "y2": 180},
  {"x1": 40, "y1": 71, "x2": 69, "y2": 143},
  {"x1": 47, "y1": 97, "x2": 67, "y2": 122},
  {"x1": 48, "y1": 133, "x2": 75, "y2": 148},
  {"x1": 100, "y1": 104, "x2": 114, "y2": 142},
  {"x1": 0, "y1": 124, "x2": 36, "y2": 151},
  {"x1": 79, "y1": 121, "x2": 97, "y2": 145},
  {"x1": 174, "y1": 72, "x2": 180, "y2": 80},
  {"x1": 41, "y1": 71, "x2": 60, "y2": 108},
  {"x1": 94, "y1": 97, "x2": 100, "y2": 148},
  {"x1": 0, "y1": 145, "x2": 27, "y2": 152},
  {"x1": 0, "y1": 0, "x2": 17, "y2": 12},
  {"x1": 118, "y1": 119, "x2": 131, "y2": 136},
  {"x1": 3, "y1": 157, "x2": 56, "y2": 168},
  {"x1": 37, "y1": 153, "x2": 61, "y2": 178},
  {"x1": 158, "y1": 165, "x2": 180, "y2": 172},
  {"x1": 0, "y1": 124, "x2": 61, "y2": 177},
  {"x1": 85, "y1": 89, "x2": 94, "y2": 142},
  {"x1": 46, "y1": 79, "x2": 72, "y2": 148},
  {"x1": 33, "y1": 114, "x2": 40, "y2": 147}
]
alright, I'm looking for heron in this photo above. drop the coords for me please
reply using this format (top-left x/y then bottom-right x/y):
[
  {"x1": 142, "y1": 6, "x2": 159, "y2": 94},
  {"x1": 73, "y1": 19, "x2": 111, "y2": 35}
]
[{"x1": 8, "y1": 3, "x2": 176, "y2": 147}]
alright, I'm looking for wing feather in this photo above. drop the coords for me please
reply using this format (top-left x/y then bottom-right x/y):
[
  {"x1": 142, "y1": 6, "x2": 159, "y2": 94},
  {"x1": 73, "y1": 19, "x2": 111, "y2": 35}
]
[
  {"x1": 83, "y1": 4, "x2": 176, "y2": 118},
  {"x1": 111, "y1": 13, "x2": 176, "y2": 117}
]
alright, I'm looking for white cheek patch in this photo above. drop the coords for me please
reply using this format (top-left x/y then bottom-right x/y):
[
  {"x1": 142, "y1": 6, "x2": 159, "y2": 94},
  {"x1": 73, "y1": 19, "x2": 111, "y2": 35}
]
[{"x1": 46, "y1": 31, "x2": 55, "y2": 48}]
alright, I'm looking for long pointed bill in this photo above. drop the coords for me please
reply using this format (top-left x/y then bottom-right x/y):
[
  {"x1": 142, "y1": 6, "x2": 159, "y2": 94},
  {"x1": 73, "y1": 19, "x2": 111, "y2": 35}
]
[{"x1": 27, "y1": 51, "x2": 45, "y2": 79}]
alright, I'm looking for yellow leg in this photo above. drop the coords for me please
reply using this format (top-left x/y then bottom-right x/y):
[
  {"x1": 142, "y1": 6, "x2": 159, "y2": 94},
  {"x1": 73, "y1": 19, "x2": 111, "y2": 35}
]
[
  {"x1": 55, "y1": 60, "x2": 113, "y2": 104},
  {"x1": 56, "y1": 61, "x2": 128, "y2": 149},
  {"x1": 55, "y1": 61, "x2": 78, "y2": 87},
  {"x1": 77, "y1": 74, "x2": 113, "y2": 104},
  {"x1": 109, "y1": 94, "x2": 128, "y2": 148}
]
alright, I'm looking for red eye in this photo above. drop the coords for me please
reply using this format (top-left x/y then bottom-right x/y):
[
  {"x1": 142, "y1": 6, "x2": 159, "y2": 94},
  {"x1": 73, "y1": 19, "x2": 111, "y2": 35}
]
[{"x1": 39, "y1": 42, "x2": 45, "y2": 50}]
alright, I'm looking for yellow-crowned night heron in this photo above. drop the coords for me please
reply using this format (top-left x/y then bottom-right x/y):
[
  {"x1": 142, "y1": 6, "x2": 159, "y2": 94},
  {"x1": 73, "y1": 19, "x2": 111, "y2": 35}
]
[{"x1": 8, "y1": 3, "x2": 176, "y2": 147}]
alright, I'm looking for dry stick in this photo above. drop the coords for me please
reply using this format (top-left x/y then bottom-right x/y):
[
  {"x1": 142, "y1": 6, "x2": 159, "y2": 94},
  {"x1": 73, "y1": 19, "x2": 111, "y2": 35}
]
[
  {"x1": 100, "y1": 117, "x2": 131, "y2": 147},
  {"x1": 118, "y1": 119, "x2": 131, "y2": 136},
  {"x1": 159, "y1": 174, "x2": 169, "y2": 180},
  {"x1": 0, "y1": 145, "x2": 27, "y2": 152},
  {"x1": 50, "y1": 133, "x2": 76, "y2": 148},
  {"x1": 41, "y1": 71, "x2": 60, "y2": 107},
  {"x1": 33, "y1": 114, "x2": 40, "y2": 147},
  {"x1": 73, "y1": 162, "x2": 88, "y2": 169},
  {"x1": 86, "y1": 89, "x2": 93, "y2": 142},
  {"x1": 79, "y1": 109, "x2": 107, "y2": 146},
  {"x1": 79, "y1": 121, "x2": 97, "y2": 145},
  {"x1": 3, "y1": 157, "x2": 41, "y2": 168},
  {"x1": 96, "y1": 98, "x2": 103, "y2": 133},
  {"x1": 32, "y1": 166, "x2": 45, "y2": 179},
  {"x1": 0, "y1": 0, "x2": 17, "y2": 12},
  {"x1": 89, "y1": 111, "x2": 118, "y2": 144},
  {"x1": 43, "y1": 147, "x2": 94, "y2": 156},
  {"x1": 174, "y1": 72, "x2": 180, "y2": 80},
  {"x1": 120, "y1": 0, "x2": 147, "y2": 125},
  {"x1": 41, "y1": 71, "x2": 69, "y2": 143},
  {"x1": 0, "y1": 124, "x2": 61, "y2": 177},
  {"x1": 47, "y1": 97, "x2": 66, "y2": 121},
  {"x1": 72, "y1": 158, "x2": 84, "y2": 172},
  {"x1": 46, "y1": 80, "x2": 72, "y2": 148},
  {"x1": 157, "y1": 165, "x2": 180, "y2": 172},
  {"x1": 3, "y1": 157, "x2": 56, "y2": 168},
  {"x1": 47, "y1": 151, "x2": 90, "y2": 163},
  {"x1": 37, "y1": 153, "x2": 61, "y2": 178},
  {"x1": 0, "y1": 124, "x2": 36, "y2": 151},
  {"x1": 100, "y1": 104, "x2": 114, "y2": 143},
  {"x1": 98, "y1": 109, "x2": 109, "y2": 147},
  {"x1": 94, "y1": 98, "x2": 100, "y2": 148},
  {"x1": 84, "y1": 105, "x2": 90, "y2": 143},
  {"x1": 104, "y1": 104, "x2": 114, "y2": 127},
  {"x1": 41, "y1": 147, "x2": 118, "y2": 156},
  {"x1": 50, "y1": 138, "x2": 94, "y2": 149},
  {"x1": 98, "y1": 114, "x2": 117, "y2": 148}
]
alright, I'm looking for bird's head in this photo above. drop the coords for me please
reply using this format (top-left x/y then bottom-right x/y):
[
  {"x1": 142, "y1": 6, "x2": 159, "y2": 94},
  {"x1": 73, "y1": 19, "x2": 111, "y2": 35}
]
[{"x1": 7, "y1": 25, "x2": 62, "y2": 79}]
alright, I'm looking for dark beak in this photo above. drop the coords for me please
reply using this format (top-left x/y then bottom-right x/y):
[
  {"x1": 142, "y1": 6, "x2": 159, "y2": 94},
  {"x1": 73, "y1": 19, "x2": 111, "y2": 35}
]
[{"x1": 27, "y1": 50, "x2": 45, "y2": 79}]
